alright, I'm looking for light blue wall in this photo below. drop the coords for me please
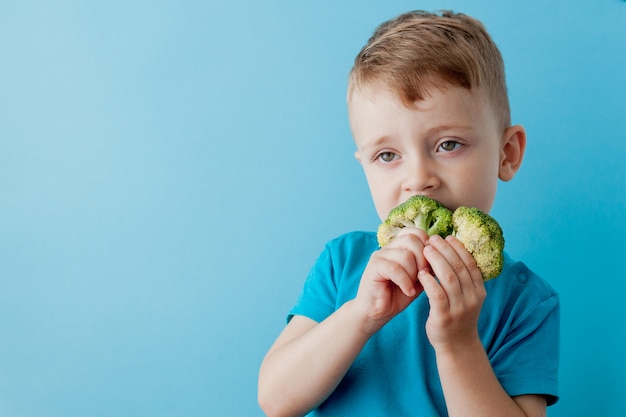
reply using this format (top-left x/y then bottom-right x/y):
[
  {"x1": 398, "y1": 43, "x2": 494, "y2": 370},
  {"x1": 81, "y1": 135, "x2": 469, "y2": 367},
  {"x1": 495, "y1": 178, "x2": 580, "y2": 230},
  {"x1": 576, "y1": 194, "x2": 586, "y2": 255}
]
[{"x1": 1, "y1": 1, "x2": 624, "y2": 416}]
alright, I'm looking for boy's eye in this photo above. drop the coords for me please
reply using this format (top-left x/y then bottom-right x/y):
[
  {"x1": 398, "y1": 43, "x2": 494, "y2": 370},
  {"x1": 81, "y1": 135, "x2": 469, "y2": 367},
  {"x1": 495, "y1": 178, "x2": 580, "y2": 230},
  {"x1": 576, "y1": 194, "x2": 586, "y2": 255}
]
[
  {"x1": 438, "y1": 140, "x2": 461, "y2": 152},
  {"x1": 376, "y1": 151, "x2": 397, "y2": 162}
]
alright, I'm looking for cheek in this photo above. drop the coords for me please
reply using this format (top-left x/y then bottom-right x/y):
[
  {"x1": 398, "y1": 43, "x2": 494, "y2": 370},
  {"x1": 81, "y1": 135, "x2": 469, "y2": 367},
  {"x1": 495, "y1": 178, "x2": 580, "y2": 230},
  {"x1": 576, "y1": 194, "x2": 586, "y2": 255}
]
[
  {"x1": 362, "y1": 167, "x2": 389, "y2": 194},
  {"x1": 466, "y1": 176, "x2": 498, "y2": 212},
  {"x1": 363, "y1": 178, "x2": 396, "y2": 220},
  {"x1": 368, "y1": 188, "x2": 393, "y2": 221},
  {"x1": 451, "y1": 162, "x2": 499, "y2": 211}
]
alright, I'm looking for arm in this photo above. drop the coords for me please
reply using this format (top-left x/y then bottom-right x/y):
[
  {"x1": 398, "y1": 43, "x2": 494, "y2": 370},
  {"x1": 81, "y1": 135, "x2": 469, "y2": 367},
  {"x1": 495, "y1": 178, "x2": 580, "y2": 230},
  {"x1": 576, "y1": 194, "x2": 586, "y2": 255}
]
[
  {"x1": 258, "y1": 303, "x2": 374, "y2": 417},
  {"x1": 419, "y1": 235, "x2": 547, "y2": 417},
  {"x1": 258, "y1": 229, "x2": 429, "y2": 417},
  {"x1": 435, "y1": 337, "x2": 546, "y2": 416}
]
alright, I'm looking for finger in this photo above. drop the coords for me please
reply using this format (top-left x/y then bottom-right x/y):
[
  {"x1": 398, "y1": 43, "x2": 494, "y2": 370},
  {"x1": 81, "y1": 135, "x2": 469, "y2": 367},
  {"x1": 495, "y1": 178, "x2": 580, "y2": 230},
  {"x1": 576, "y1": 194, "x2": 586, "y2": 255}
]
[
  {"x1": 387, "y1": 230, "x2": 430, "y2": 273},
  {"x1": 426, "y1": 236, "x2": 486, "y2": 314},
  {"x1": 396, "y1": 226, "x2": 429, "y2": 246},
  {"x1": 372, "y1": 249, "x2": 419, "y2": 297},
  {"x1": 429, "y1": 235, "x2": 474, "y2": 291},
  {"x1": 417, "y1": 269, "x2": 449, "y2": 312},
  {"x1": 423, "y1": 236, "x2": 467, "y2": 306},
  {"x1": 445, "y1": 235, "x2": 484, "y2": 288}
]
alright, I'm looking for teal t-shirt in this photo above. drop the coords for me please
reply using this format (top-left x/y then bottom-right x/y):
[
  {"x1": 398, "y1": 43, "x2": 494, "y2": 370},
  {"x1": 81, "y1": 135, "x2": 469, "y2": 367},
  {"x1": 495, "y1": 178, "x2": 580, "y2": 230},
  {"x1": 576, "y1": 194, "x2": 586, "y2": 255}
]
[{"x1": 289, "y1": 231, "x2": 559, "y2": 416}]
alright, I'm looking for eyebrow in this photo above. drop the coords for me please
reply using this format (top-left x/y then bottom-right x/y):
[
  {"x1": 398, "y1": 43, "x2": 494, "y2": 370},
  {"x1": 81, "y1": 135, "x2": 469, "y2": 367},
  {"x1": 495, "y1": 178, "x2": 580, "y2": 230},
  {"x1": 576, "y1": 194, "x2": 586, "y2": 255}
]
[
  {"x1": 359, "y1": 123, "x2": 475, "y2": 150},
  {"x1": 425, "y1": 123, "x2": 475, "y2": 136},
  {"x1": 357, "y1": 135, "x2": 392, "y2": 152}
]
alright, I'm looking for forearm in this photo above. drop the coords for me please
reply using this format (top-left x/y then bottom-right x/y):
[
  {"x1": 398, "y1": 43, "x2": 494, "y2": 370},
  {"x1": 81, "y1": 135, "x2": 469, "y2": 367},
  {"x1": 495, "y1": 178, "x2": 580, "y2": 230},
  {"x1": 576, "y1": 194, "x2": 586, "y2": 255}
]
[
  {"x1": 436, "y1": 338, "x2": 540, "y2": 417},
  {"x1": 258, "y1": 300, "x2": 375, "y2": 417}
]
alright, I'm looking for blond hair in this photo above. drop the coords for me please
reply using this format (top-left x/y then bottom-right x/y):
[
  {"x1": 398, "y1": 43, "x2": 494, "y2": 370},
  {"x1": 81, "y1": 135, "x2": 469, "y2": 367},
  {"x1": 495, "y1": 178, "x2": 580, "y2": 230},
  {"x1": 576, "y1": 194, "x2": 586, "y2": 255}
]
[{"x1": 349, "y1": 10, "x2": 511, "y2": 131}]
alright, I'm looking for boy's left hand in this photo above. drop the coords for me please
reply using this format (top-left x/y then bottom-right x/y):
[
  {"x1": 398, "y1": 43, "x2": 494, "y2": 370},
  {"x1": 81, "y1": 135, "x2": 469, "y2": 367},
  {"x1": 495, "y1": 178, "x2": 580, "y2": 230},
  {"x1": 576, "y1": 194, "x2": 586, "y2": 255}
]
[{"x1": 417, "y1": 234, "x2": 486, "y2": 352}]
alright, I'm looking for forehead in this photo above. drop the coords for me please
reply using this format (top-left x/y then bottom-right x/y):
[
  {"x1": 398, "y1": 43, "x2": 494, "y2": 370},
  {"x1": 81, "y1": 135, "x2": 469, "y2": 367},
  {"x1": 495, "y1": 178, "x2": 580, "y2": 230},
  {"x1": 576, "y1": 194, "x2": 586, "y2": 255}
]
[
  {"x1": 348, "y1": 82, "x2": 487, "y2": 122},
  {"x1": 348, "y1": 83, "x2": 498, "y2": 146}
]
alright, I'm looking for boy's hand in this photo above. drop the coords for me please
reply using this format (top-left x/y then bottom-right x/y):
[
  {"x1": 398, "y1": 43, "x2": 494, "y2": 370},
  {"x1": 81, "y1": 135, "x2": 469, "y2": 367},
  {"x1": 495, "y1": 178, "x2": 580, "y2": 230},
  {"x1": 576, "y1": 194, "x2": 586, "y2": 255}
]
[
  {"x1": 354, "y1": 228, "x2": 429, "y2": 333},
  {"x1": 418, "y1": 234, "x2": 486, "y2": 352}
]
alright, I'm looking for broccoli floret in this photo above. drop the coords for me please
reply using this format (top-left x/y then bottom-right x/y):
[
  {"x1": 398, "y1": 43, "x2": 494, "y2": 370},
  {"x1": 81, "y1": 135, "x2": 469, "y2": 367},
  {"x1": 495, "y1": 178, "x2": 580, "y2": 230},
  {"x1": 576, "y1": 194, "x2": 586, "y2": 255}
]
[
  {"x1": 377, "y1": 196, "x2": 505, "y2": 281},
  {"x1": 377, "y1": 195, "x2": 453, "y2": 247},
  {"x1": 452, "y1": 206, "x2": 505, "y2": 281}
]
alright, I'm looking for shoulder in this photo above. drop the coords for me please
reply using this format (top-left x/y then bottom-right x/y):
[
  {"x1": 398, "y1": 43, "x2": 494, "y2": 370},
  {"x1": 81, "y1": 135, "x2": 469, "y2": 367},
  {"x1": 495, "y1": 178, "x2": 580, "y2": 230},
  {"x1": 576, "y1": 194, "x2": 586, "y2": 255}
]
[
  {"x1": 490, "y1": 253, "x2": 558, "y2": 299},
  {"x1": 289, "y1": 231, "x2": 378, "y2": 323},
  {"x1": 324, "y1": 230, "x2": 379, "y2": 252},
  {"x1": 319, "y1": 231, "x2": 379, "y2": 275},
  {"x1": 484, "y1": 252, "x2": 560, "y2": 322}
]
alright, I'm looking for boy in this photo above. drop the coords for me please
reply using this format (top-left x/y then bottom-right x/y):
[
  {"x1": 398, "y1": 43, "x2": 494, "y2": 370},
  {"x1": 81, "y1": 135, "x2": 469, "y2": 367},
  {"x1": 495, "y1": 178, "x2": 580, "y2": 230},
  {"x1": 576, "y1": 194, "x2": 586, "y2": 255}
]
[{"x1": 258, "y1": 10, "x2": 559, "y2": 417}]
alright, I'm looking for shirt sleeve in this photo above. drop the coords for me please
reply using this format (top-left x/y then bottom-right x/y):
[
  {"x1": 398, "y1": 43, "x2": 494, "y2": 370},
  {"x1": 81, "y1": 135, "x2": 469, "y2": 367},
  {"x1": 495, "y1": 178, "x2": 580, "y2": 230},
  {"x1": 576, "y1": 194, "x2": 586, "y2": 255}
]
[
  {"x1": 287, "y1": 241, "x2": 338, "y2": 324},
  {"x1": 487, "y1": 263, "x2": 560, "y2": 405}
]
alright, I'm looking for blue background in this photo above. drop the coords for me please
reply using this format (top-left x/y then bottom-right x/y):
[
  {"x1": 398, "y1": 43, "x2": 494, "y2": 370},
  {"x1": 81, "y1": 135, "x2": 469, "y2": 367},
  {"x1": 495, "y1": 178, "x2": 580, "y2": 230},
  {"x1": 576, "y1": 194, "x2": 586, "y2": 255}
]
[{"x1": 1, "y1": 1, "x2": 625, "y2": 416}]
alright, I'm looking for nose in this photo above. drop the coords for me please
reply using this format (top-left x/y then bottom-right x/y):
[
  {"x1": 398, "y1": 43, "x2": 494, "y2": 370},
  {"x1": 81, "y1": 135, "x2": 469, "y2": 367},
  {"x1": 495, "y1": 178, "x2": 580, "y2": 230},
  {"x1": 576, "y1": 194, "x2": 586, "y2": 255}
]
[{"x1": 402, "y1": 156, "x2": 440, "y2": 194}]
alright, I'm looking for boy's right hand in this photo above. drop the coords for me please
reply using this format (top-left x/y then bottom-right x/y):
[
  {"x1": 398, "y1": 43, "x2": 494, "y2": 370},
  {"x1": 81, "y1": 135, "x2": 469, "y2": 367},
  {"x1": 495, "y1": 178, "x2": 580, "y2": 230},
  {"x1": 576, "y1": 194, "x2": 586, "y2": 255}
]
[{"x1": 354, "y1": 227, "x2": 429, "y2": 333}]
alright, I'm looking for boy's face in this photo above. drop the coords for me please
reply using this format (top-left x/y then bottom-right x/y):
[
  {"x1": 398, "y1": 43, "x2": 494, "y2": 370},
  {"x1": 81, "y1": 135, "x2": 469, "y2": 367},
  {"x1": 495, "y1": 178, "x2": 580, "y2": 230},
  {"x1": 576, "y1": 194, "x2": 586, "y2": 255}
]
[{"x1": 349, "y1": 84, "x2": 523, "y2": 221}]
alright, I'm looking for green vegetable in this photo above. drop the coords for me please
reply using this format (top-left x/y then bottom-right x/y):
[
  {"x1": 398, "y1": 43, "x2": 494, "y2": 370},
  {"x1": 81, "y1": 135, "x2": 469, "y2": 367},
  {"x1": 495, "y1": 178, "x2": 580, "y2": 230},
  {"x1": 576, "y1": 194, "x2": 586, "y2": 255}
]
[{"x1": 377, "y1": 195, "x2": 505, "y2": 281}]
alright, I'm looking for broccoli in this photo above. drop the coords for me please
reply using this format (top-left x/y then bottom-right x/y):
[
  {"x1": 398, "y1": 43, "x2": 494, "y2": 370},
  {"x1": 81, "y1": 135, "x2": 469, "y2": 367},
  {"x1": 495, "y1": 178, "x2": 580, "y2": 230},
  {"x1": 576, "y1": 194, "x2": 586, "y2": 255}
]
[
  {"x1": 377, "y1": 196, "x2": 453, "y2": 247},
  {"x1": 451, "y1": 206, "x2": 505, "y2": 280},
  {"x1": 377, "y1": 196, "x2": 505, "y2": 281}
]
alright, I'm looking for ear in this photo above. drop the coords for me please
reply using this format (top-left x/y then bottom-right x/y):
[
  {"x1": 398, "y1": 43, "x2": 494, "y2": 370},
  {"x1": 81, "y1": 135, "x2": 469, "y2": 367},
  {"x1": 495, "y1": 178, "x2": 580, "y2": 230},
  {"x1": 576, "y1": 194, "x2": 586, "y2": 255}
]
[
  {"x1": 498, "y1": 125, "x2": 526, "y2": 182},
  {"x1": 354, "y1": 150, "x2": 362, "y2": 163}
]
